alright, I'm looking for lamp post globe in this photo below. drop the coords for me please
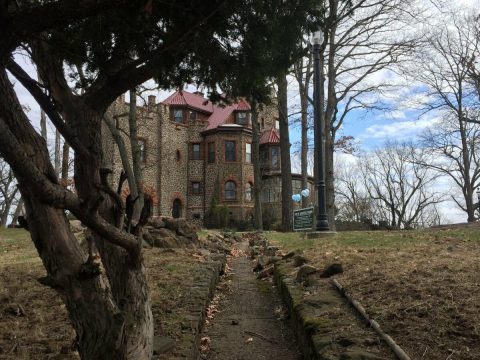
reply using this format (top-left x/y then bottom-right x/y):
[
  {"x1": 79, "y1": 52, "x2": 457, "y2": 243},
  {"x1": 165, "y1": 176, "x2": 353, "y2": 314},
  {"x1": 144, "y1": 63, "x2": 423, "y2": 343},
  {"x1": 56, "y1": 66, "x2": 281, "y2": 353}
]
[{"x1": 311, "y1": 29, "x2": 329, "y2": 232}]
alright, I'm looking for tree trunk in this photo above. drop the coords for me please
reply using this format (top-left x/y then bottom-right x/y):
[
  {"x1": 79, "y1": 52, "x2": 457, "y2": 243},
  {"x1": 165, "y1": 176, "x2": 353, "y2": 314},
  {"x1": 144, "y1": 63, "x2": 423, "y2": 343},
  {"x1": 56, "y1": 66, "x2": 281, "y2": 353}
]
[
  {"x1": 251, "y1": 103, "x2": 263, "y2": 230},
  {"x1": 0, "y1": 197, "x2": 13, "y2": 227},
  {"x1": 128, "y1": 88, "x2": 144, "y2": 222},
  {"x1": 11, "y1": 197, "x2": 24, "y2": 226},
  {"x1": 61, "y1": 142, "x2": 70, "y2": 182},
  {"x1": 0, "y1": 66, "x2": 153, "y2": 359},
  {"x1": 277, "y1": 74, "x2": 293, "y2": 231},
  {"x1": 54, "y1": 129, "x2": 61, "y2": 177}
]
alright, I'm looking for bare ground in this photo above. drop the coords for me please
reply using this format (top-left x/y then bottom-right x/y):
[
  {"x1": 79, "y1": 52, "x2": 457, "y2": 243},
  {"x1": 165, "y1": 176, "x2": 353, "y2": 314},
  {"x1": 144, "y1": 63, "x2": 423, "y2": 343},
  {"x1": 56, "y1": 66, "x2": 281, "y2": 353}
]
[
  {"x1": 268, "y1": 225, "x2": 480, "y2": 360},
  {"x1": 0, "y1": 228, "x2": 217, "y2": 359}
]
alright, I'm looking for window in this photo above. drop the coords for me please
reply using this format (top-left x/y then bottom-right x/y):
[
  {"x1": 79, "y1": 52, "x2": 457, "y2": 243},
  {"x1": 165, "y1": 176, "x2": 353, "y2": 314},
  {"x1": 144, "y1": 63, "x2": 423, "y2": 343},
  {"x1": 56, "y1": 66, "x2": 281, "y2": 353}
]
[
  {"x1": 261, "y1": 117, "x2": 265, "y2": 129},
  {"x1": 245, "y1": 143, "x2": 251, "y2": 163},
  {"x1": 275, "y1": 119, "x2": 280, "y2": 130},
  {"x1": 236, "y1": 112, "x2": 248, "y2": 125},
  {"x1": 245, "y1": 182, "x2": 253, "y2": 201},
  {"x1": 208, "y1": 142, "x2": 215, "y2": 163},
  {"x1": 189, "y1": 110, "x2": 196, "y2": 121},
  {"x1": 225, "y1": 141, "x2": 236, "y2": 162},
  {"x1": 191, "y1": 143, "x2": 201, "y2": 160},
  {"x1": 225, "y1": 181, "x2": 237, "y2": 200},
  {"x1": 191, "y1": 182, "x2": 201, "y2": 195},
  {"x1": 138, "y1": 139, "x2": 146, "y2": 163},
  {"x1": 176, "y1": 149, "x2": 181, "y2": 162},
  {"x1": 173, "y1": 108, "x2": 184, "y2": 123},
  {"x1": 271, "y1": 146, "x2": 279, "y2": 169},
  {"x1": 260, "y1": 148, "x2": 268, "y2": 167},
  {"x1": 261, "y1": 188, "x2": 274, "y2": 203}
]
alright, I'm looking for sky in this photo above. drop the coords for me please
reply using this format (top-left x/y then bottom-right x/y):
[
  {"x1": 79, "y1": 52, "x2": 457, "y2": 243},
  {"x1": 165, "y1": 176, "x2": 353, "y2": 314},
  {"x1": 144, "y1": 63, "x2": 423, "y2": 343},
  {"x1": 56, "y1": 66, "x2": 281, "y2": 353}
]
[{"x1": 8, "y1": 0, "x2": 480, "y2": 225}]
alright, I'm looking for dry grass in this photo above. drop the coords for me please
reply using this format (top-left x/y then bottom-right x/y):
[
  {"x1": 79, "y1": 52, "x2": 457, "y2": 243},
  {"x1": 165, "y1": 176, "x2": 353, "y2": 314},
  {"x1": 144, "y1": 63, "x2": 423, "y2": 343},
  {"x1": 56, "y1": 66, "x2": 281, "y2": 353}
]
[
  {"x1": 0, "y1": 228, "x2": 210, "y2": 359},
  {"x1": 267, "y1": 226, "x2": 480, "y2": 360}
]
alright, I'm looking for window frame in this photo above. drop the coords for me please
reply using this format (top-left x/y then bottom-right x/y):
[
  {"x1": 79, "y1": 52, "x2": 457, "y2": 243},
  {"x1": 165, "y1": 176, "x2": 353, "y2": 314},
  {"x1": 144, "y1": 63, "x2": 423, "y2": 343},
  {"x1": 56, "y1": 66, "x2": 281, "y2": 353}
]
[
  {"x1": 245, "y1": 142, "x2": 252, "y2": 163},
  {"x1": 191, "y1": 143, "x2": 202, "y2": 160},
  {"x1": 225, "y1": 140, "x2": 236, "y2": 162},
  {"x1": 245, "y1": 182, "x2": 253, "y2": 201},
  {"x1": 271, "y1": 146, "x2": 279, "y2": 169},
  {"x1": 137, "y1": 138, "x2": 147, "y2": 163},
  {"x1": 224, "y1": 180, "x2": 237, "y2": 200},
  {"x1": 236, "y1": 111, "x2": 248, "y2": 125},
  {"x1": 172, "y1": 108, "x2": 184, "y2": 124},
  {"x1": 207, "y1": 142, "x2": 215, "y2": 163},
  {"x1": 191, "y1": 181, "x2": 202, "y2": 195}
]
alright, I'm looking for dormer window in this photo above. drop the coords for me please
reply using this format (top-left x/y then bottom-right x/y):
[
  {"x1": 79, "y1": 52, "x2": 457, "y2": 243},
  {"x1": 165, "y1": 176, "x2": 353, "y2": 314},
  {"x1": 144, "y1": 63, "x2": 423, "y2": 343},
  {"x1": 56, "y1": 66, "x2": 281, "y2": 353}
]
[
  {"x1": 236, "y1": 111, "x2": 249, "y2": 125},
  {"x1": 189, "y1": 110, "x2": 197, "y2": 121},
  {"x1": 173, "y1": 108, "x2": 184, "y2": 123}
]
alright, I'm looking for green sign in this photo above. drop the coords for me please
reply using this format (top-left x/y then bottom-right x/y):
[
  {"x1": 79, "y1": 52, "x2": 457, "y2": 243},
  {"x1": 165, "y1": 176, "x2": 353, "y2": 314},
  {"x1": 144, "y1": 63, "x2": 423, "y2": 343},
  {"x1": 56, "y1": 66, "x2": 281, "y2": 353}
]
[{"x1": 293, "y1": 207, "x2": 314, "y2": 231}]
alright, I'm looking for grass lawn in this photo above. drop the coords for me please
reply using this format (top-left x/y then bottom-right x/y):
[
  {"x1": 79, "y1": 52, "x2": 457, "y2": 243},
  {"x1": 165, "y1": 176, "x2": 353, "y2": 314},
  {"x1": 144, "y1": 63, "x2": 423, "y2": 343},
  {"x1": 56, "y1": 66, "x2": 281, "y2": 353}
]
[
  {"x1": 267, "y1": 226, "x2": 480, "y2": 360},
  {"x1": 0, "y1": 228, "x2": 211, "y2": 359}
]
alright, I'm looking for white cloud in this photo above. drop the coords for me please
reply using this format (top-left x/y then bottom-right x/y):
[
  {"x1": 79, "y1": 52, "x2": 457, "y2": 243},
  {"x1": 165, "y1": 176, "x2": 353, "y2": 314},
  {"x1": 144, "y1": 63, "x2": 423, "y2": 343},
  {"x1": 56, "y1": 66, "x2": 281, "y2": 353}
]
[{"x1": 358, "y1": 117, "x2": 438, "y2": 142}]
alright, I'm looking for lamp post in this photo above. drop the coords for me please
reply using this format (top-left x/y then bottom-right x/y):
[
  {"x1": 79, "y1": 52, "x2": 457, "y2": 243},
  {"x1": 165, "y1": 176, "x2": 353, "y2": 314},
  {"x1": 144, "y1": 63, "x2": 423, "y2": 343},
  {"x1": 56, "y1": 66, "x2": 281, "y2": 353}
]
[{"x1": 311, "y1": 30, "x2": 330, "y2": 231}]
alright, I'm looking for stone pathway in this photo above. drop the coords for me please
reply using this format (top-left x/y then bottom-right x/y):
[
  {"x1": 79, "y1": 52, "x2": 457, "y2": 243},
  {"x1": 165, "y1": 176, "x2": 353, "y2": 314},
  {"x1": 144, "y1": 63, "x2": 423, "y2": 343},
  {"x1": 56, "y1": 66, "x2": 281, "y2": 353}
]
[{"x1": 200, "y1": 241, "x2": 302, "y2": 360}]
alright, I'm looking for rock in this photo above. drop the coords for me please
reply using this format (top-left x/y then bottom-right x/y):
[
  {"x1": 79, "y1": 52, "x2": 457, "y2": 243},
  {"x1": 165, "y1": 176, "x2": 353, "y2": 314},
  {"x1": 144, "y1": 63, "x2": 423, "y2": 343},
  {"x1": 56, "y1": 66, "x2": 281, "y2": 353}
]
[
  {"x1": 143, "y1": 229, "x2": 155, "y2": 245},
  {"x1": 150, "y1": 218, "x2": 166, "y2": 229},
  {"x1": 264, "y1": 246, "x2": 279, "y2": 256},
  {"x1": 157, "y1": 228, "x2": 176, "y2": 238},
  {"x1": 153, "y1": 336, "x2": 175, "y2": 355},
  {"x1": 163, "y1": 217, "x2": 180, "y2": 231},
  {"x1": 283, "y1": 250, "x2": 300, "y2": 260},
  {"x1": 296, "y1": 265, "x2": 318, "y2": 282},
  {"x1": 231, "y1": 319, "x2": 239, "y2": 325},
  {"x1": 293, "y1": 254, "x2": 309, "y2": 267},
  {"x1": 257, "y1": 265, "x2": 274, "y2": 279},
  {"x1": 253, "y1": 255, "x2": 269, "y2": 272},
  {"x1": 320, "y1": 263, "x2": 343, "y2": 278},
  {"x1": 267, "y1": 256, "x2": 282, "y2": 265},
  {"x1": 70, "y1": 220, "x2": 83, "y2": 233}
]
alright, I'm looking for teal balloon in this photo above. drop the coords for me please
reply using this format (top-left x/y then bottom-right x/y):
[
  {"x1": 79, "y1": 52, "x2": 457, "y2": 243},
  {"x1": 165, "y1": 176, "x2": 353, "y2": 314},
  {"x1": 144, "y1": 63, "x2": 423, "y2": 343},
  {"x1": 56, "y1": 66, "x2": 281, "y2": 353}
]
[{"x1": 292, "y1": 194, "x2": 301, "y2": 202}]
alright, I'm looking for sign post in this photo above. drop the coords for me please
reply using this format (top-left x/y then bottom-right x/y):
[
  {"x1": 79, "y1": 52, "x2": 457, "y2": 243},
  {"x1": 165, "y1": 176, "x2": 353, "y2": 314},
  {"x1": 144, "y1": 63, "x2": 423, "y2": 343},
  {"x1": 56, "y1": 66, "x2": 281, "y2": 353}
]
[{"x1": 293, "y1": 207, "x2": 315, "y2": 232}]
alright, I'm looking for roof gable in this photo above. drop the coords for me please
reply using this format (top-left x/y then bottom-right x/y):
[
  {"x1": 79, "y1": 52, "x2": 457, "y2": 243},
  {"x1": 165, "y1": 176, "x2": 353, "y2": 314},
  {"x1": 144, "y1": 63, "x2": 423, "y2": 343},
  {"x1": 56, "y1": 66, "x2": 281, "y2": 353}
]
[{"x1": 259, "y1": 128, "x2": 280, "y2": 145}]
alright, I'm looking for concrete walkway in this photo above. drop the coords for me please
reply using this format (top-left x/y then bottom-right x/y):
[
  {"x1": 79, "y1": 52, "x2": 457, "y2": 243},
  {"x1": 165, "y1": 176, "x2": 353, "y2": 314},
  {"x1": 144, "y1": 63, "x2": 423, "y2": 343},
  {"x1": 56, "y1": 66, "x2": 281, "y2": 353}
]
[{"x1": 201, "y1": 242, "x2": 302, "y2": 360}]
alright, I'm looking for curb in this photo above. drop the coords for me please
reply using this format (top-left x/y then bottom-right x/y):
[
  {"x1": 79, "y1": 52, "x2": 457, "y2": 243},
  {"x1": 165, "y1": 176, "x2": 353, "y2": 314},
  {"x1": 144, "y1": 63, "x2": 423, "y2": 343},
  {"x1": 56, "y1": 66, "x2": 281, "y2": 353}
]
[{"x1": 170, "y1": 254, "x2": 226, "y2": 360}]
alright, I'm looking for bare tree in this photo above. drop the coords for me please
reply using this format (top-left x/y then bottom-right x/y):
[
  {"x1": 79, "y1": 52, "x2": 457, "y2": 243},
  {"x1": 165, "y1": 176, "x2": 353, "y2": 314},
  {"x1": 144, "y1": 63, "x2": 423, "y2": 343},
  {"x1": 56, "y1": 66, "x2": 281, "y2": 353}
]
[
  {"x1": 292, "y1": 42, "x2": 313, "y2": 208},
  {"x1": 359, "y1": 141, "x2": 443, "y2": 229},
  {"x1": 318, "y1": 0, "x2": 419, "y2": 228},
  {"x1": 0, "y1": 158, "x2": 18, "y2": 227},
  {"x1": 251, "y1": 102, "x2": 263, "y2": 230},
  {"x1": 335, "y1": 161, "x2": 374, "y2": 223},
  {"x1": 408, "y1": 11, "x2": 480, "y2": 222},
  {"x1": 277, "y1": 74, "x2": 293, "y2": 231}
]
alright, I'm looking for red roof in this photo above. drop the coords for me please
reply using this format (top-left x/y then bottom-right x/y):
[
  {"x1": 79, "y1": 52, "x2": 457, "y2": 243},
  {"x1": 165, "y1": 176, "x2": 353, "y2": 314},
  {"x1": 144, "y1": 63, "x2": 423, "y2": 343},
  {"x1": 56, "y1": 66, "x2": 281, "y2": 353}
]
[
  {"x1": 162, "y1": 90, "x2": 252, "y2": 131},
  {"x1": 162, "y1": 91, "x2": 214, "y2": 113},
  {"x1": 259, "y1": 128, "x2": 280, "y2": 144}
]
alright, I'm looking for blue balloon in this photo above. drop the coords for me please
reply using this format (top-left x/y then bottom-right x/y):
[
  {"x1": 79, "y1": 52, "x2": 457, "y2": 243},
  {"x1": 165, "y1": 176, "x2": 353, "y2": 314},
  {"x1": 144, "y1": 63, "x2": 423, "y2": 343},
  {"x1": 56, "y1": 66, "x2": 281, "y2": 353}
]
[
  {"x1": 292, "y1": 194, "x2": 301, "y2": 202},
  {"x1": 301, "y1": 189, "x2": 310, "y2": 198}
]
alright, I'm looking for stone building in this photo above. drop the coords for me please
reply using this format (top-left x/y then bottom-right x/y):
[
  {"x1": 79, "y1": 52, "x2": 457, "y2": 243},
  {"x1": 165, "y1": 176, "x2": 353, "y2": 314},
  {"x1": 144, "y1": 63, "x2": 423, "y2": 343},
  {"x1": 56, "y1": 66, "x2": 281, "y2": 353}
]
[{"x1": 104, "y1": 90, "x2": 314, "y2": 226}]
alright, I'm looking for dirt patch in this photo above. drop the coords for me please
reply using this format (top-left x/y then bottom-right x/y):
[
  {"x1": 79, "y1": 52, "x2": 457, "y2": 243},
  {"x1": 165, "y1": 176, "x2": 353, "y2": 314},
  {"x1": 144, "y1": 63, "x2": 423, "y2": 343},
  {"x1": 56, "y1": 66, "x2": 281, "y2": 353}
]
[
  {"x1": 268, "y1": 227, "x2": 480, "y2": 360},
  {"x1": 0, "y1": 228, "x2": 225, "y2": 360}
]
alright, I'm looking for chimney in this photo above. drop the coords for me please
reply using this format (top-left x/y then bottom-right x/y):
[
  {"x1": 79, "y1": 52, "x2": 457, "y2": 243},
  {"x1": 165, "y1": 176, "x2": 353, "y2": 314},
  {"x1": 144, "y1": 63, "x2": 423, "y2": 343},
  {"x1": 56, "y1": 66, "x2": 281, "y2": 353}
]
[{"x1": 148, "y1": 95, "x2": 156, "y2": 107}]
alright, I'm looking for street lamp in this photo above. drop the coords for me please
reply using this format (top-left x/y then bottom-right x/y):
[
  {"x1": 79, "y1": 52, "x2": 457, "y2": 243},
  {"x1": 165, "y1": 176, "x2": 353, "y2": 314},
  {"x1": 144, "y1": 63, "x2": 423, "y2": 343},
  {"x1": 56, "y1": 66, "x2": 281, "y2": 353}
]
[{"x1": 311, "y1": 30, "x2": 330, "y2": 231}]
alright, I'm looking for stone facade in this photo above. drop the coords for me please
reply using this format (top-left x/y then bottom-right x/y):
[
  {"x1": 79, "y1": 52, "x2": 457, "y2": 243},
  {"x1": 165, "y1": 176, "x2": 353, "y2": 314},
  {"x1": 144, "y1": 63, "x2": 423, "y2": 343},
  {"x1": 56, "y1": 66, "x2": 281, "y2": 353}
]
[{"x1": 105, "y1": 90, "x2": 313, "y2": 226}]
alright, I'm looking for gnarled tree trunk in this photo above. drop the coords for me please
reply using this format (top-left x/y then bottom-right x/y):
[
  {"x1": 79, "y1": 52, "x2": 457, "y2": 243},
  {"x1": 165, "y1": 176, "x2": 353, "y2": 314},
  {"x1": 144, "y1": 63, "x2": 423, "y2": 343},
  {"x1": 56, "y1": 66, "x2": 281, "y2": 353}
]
[{"x1": 0, "y1": 66, "x2": 153, "y2": 359}]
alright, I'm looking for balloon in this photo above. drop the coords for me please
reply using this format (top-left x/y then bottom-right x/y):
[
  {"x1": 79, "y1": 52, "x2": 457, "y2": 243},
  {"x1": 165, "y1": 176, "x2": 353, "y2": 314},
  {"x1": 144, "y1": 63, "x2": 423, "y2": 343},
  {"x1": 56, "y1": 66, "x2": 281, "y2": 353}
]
[
  {"x1": 292, "y1": 194, "x2": 301, "y2": 202},
  {"x1": 301, "y1": 189, "x2": 310, "y2": 198}
]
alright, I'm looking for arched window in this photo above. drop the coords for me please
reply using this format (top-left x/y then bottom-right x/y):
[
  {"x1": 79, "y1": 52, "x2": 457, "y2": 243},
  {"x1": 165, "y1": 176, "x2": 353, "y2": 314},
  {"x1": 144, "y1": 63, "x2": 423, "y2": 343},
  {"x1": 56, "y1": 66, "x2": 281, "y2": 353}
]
[
  {"x1": 245, "y1": 182, "x2": 253, "y2": 201},
  {"x1": 172, "y1": 198, "x2": 182, "y2": 218},
  {"x1": 225, "y1": 181, "x2": 237, "y2": 200}
]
